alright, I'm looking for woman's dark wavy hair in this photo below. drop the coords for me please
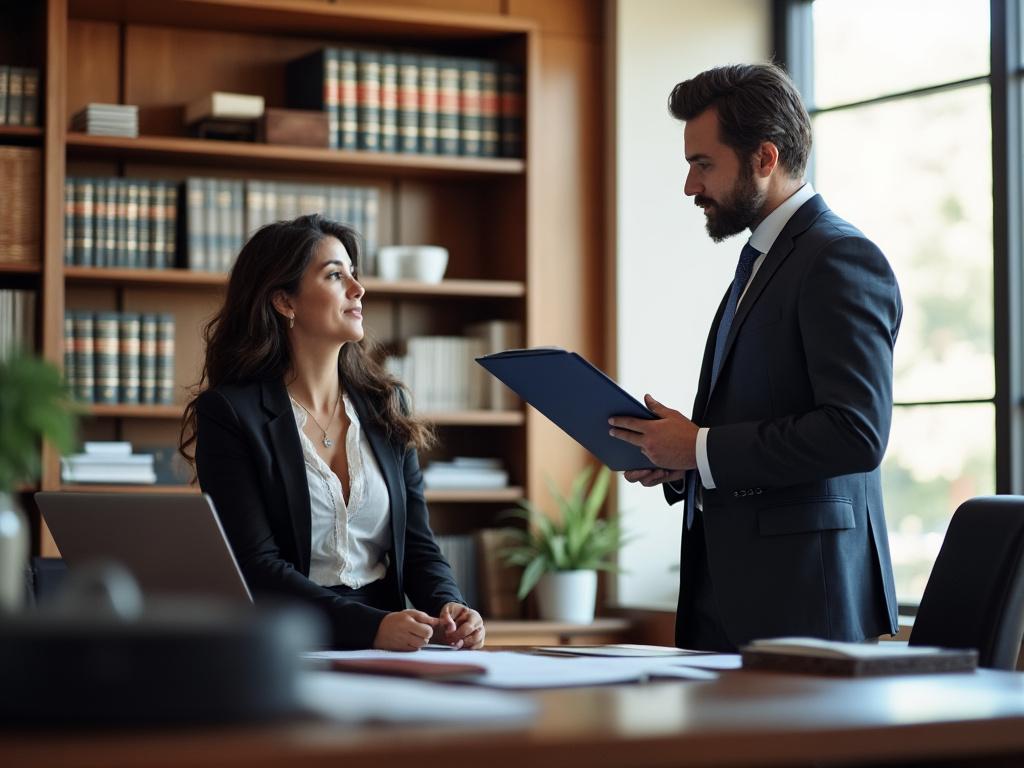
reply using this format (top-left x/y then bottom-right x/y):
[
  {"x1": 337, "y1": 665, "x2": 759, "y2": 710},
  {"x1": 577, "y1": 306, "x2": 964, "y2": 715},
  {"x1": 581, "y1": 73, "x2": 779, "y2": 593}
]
[
  {"x1": 668, "y1": 62, "x2": 812, "y2": 178},
  {"x1": 179, "y1": 214, "x2": 433, "y2": 475}
]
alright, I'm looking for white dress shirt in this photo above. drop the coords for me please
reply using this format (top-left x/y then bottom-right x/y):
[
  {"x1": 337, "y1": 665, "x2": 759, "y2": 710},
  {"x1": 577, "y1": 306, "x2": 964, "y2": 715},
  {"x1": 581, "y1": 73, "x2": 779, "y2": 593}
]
[
  {"x1": 291, "y1": 394, "x2": 391, "y2": 588},
  {"x1": 695, "y1": 182, "x2": 816, "y2": 491}
]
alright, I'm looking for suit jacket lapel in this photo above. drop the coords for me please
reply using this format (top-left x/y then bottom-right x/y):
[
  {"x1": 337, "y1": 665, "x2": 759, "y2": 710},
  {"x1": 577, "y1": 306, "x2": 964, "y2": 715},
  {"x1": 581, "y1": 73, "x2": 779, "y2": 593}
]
[
  {"x1": 705, "y1": 194, "x2": 829, "y2": 404},
  {"x1": 262, "y1": 379, "x2": 312, "y2": 573}
]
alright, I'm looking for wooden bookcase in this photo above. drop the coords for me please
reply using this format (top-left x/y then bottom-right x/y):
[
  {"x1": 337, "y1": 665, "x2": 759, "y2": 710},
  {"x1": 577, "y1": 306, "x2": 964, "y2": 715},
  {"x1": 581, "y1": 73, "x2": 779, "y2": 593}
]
[{"x1": 7, "y1": 0, "x2": 609, "y2": 627}]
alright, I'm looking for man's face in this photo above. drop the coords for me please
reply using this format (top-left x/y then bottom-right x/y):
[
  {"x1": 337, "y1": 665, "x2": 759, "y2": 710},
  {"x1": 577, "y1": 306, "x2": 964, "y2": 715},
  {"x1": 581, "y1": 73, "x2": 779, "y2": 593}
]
[{"x1": 683, "y1": 107, "x2": 766, "y2": 242}]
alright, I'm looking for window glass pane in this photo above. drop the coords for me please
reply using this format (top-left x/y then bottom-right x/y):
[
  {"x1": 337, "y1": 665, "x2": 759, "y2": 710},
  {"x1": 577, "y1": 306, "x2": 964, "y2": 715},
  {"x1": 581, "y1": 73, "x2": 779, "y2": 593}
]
[
  {"x1": 882, "y1": 403, "x2": 995, "y2": 603},
  {"x1": 812, "y1": 0, "x2": 989, "y2": 109},
  {"x1": 813, "y1": 85, "x2": 994, "y2": 402}
]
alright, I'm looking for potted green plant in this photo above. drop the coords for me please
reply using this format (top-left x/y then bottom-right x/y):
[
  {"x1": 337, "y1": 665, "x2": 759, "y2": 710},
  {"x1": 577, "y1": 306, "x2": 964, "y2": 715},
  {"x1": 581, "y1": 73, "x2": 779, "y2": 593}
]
[
  {"x1": 500, "y1": 465, "x2": 626, "y2": 623},
  {"x1": 0, "y1": 353, "x2": 76, "y2": 611}
]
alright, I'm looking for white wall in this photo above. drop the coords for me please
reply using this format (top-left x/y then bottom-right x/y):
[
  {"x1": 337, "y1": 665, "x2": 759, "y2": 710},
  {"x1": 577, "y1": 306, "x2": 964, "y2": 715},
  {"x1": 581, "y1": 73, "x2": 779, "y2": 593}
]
[{"x1": 612, "y1": 0, "x2": 771, "y2": 609}]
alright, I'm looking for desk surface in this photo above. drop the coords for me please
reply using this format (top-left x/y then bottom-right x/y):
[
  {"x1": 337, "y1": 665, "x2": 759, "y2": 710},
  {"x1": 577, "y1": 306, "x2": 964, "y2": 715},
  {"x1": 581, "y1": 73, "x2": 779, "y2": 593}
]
[{"x1": 4, "y1": 668, "x2": 1024, "y2": 768}]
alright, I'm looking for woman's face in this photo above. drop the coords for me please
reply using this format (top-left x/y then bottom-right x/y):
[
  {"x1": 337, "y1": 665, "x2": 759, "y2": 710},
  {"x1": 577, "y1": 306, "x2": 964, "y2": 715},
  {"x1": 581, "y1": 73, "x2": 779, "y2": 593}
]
[{"x1": 288, "y1": 236, "x2": 365, "y2": 345}]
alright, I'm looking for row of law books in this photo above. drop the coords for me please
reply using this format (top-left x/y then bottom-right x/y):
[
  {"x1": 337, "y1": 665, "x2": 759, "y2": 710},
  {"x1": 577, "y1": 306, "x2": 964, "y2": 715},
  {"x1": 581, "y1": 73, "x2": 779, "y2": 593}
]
[
  {"x1": 60, "y1": 441, "x2": 156, "y2": 485},
  {"x1": 0, "y1": 289, "x2": 36, "y2": 362},
  {"x1": 64, "y1": 178, "x2": 178, "y2": 269},
  {"x1": 385, "y1": 320, "x2": 522, "y2": 412},
  {"x1": 288, "y1": 48, "x2": 522, "y2": 158},
  {"x1": 185, "y1": 178, "x2": 380, "y2": 274},
  {"x1": 63, "y1": 176, "x2": 381, "y2": 275},
  {"x1": 64, "y1": 310, "x2": 175, "y2": 405},
  {"x1": 0, "y1": 66, "x2": 40, "y2": 127}
]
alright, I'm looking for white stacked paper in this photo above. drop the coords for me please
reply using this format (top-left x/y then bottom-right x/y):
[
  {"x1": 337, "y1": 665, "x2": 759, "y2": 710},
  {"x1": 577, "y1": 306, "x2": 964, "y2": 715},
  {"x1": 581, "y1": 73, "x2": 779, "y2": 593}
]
[{"x1": 423, "y1": 457, "x2": 508, "y2": 490}]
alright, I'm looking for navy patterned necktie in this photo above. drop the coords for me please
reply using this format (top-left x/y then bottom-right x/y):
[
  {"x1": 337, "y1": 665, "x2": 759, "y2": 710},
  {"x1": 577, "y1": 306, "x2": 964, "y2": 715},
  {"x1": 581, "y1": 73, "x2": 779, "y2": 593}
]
[
  {"x1": 686, "y1": 243, "x2": 760, "y2": 530},
  {"x1": 711, "y1": 242, "x2": 760, "y2": 387}
]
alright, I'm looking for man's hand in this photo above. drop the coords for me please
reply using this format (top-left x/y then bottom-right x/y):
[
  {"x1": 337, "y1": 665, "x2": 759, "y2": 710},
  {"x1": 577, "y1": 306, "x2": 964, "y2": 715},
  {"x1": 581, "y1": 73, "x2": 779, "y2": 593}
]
[
  {"x1": 438, "y1": 602, "x2": 486, "y2": 650},
  {"x1": 623, "y1": 468, "x2": 687, "y2": 487},
  {"x1": 608, "y1": 394, "x2": 699, "y2": 470},
  {"x1": 373, "y1": 609, "x2": 440, "y2": 651}
]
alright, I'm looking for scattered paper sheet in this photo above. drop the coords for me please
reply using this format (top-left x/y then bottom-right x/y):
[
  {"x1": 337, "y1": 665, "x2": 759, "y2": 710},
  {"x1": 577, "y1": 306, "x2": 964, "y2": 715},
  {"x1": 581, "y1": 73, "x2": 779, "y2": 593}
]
[
  {"x1": 299, "y1": 670, "x2": 536, "y2": 723},
  {"x1": 305, "y1": 649, "x2": 732, "y2": 688}
]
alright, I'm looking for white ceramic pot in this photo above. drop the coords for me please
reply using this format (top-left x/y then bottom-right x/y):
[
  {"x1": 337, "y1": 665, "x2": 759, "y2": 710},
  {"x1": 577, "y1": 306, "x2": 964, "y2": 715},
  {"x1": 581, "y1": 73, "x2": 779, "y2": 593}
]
[
  {"x1": 0, "y1": 492, "x2": 29, "y2": 613},
  {"x1": 535, "y1": 570, "x2": 597, "y2": 624},
  {"x1": 375, "y1": 245, "x2": 449, "y2": 283}
]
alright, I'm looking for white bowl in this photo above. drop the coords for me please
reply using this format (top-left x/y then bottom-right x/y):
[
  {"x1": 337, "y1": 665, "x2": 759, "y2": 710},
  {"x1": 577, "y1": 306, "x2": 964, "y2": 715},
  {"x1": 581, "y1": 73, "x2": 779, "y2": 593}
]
[{"x1": 376, "y1": 245, "x2": 449, "y2": 283}]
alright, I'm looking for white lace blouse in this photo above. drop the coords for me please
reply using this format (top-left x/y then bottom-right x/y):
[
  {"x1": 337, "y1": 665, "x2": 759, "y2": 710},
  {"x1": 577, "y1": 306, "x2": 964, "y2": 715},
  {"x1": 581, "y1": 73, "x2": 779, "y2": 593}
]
[{"x1": 290, "y1": 395, "x2": 391, "y2": 588}]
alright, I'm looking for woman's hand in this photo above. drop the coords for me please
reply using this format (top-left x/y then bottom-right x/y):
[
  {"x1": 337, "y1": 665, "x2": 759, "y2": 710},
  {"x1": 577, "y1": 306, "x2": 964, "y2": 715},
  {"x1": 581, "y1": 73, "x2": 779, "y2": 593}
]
[
  {"x1": 372, "y1": 609, "x2": 440, "y2": 651},
  {"x1": 438, "y1": 602, "x2": 486, "y2": 650}
]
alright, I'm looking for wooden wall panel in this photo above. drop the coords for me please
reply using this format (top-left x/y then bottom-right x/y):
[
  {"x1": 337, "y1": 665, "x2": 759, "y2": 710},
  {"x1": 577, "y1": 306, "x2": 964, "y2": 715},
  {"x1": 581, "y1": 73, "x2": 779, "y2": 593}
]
[
  {"x1": 340, "y1": 0, "x2": 503, "y2": 14},
  {"x1": 65, "y1": 20, "x2": 120, "y2": 118},
  {"x1": 506, "y1": 0, "x2": 602, "y2": 39},
  {"x1": 526, "y1": 29, "x2": 605, "y2": 500}
]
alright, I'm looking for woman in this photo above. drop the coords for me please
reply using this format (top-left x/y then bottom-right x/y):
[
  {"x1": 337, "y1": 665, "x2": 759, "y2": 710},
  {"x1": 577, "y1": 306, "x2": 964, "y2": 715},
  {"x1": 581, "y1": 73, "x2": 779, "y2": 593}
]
[{"x1": 179, "y1": 214, "x2": 485, "y2": 651}]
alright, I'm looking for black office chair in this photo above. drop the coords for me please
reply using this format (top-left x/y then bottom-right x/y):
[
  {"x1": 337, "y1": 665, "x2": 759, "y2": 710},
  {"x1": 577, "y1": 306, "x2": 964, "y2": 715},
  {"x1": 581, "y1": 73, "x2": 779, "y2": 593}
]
[{"x1": 909, "y1": 496, "x2": 1024, "y2": 670}]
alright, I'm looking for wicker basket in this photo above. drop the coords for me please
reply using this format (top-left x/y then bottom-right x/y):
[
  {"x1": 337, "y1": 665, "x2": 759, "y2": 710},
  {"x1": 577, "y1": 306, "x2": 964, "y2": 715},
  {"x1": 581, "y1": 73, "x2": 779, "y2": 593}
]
[{"x1": 0, "y1": 146, "x2": 42, "y2": 265}]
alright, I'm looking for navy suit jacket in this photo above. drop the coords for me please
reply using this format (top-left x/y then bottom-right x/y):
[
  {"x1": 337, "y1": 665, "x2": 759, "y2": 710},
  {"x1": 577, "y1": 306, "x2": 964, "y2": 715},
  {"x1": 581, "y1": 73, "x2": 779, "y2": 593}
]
[
  {"x1": 666, "y1": 194, "x2": 901, "y2": 645},
  {"x1": 195, "y1": 378, "x2": 464, "y2": 649}
]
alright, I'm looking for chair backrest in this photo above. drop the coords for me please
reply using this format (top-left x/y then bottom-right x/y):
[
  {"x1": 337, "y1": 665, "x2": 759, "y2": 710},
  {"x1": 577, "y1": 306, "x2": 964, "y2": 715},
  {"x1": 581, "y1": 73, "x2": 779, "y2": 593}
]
[{"x1": 909, "y1": 496, "x2": 1024, "y2": 670}]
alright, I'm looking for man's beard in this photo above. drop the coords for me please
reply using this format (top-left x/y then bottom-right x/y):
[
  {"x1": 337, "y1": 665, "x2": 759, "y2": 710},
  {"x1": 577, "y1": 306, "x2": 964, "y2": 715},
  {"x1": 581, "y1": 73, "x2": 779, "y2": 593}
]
[{"x1": 696, "y1": 165, "x2": 766, "y2": 243}]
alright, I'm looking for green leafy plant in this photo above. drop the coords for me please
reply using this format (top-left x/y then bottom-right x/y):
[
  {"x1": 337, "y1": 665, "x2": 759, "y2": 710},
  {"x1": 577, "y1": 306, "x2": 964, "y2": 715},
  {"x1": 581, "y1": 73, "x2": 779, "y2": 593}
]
[
  {"x1": 0, "y1": 353, "x2": 77, "y2": 494},
  {"x1": 500, "y1": 466, "x2": 627, "y2": 600}
]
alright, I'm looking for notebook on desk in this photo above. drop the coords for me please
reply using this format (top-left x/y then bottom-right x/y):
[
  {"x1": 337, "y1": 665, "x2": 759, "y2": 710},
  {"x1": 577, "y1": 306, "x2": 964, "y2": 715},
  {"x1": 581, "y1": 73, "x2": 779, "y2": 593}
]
[
  {"x1": 740, "y1": 637, "x2": 979, "y2": 676},
  {"x1": 476, "y1": 348, "x2": 658, "y2": 471},
  {"x1": 35, "y1": 491, "x2": 252, "y2": 603}
]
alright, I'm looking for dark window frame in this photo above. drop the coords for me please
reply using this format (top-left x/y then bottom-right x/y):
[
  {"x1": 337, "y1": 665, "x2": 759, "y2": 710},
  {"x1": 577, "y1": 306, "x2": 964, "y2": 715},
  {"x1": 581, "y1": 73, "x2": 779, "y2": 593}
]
[{"x1": 773, "y1": 0, "x2": 1024, "y2": 497}]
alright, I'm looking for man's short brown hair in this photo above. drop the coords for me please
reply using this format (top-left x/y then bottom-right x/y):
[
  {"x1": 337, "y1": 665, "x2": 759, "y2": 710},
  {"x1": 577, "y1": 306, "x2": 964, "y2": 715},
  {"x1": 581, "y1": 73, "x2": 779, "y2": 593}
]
[{"x1": 668, "y1": 63, "x2": 812, "y2": 178}]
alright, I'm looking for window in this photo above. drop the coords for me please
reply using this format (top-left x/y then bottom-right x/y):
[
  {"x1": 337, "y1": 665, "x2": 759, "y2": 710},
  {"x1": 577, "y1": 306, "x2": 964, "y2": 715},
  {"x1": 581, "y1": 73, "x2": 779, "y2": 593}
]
[{"x1": 778, "y1": 0, "x2": 1024, "y2": 604}]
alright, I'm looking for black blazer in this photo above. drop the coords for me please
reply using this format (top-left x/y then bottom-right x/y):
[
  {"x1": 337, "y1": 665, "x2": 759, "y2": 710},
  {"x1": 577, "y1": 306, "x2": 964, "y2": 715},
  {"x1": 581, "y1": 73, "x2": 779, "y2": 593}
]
[
  {"x1": 195, "y1": 378, "x2": 464, "y2": 649},
  {"x1": 666, "y1": 194, "x2": 901, "y2": 646}
]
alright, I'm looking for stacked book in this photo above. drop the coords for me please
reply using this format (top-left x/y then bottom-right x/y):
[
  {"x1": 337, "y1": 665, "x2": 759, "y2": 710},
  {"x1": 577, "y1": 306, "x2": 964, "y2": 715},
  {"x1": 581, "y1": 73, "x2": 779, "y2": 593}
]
[
  {"x1": 61, "y1": 441, "x2": 157, "y2": 485},
  {"x1": 387, "y1": 335, "x2": 488, "y2": 411},
  {"x1": 287, "y1": 47, "x2": 523, "y2": 158},
  {"x1": 64, "y1": 177, "x2": 178, "y2": 268},
  {"x1": 0, "y1": 289, "x2": 36, "y2": 362},
  {"x1": 185, "y1": 91, "x2": 265, "y2": 140},
  {"x1": 423, "y1": 457, "x2": 509, "y2": 490},
  {"x1": 0, "y1": 66, "x2": 40, "y2": 127},
  {"x1": 434, "y1": 534, "x2": 479, "y2": 609},
  {"x1": 64, "y1": 310, "x2": 175, "y2": 405},
  {"x1": 70, "y1": 103, "x2": 138, "y2": 137}
]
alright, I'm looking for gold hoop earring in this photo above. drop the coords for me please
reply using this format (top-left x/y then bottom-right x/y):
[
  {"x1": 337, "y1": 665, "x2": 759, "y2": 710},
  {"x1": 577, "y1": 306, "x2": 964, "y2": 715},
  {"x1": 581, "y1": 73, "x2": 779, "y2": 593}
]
[{"x1": 289, "y1": 315, "x2": 295, "y2": 329}]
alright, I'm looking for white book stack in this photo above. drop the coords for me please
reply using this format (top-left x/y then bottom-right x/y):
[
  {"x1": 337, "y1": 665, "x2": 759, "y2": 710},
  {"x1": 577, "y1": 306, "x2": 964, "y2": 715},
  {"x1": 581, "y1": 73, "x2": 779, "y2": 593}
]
[
  {"x1": 60, "y1": 441, "x2": 157, "y2": 484},
  {"x1": 465, "y1": 320, "x2": 522, "y2": 410},
  {"x1": 396, "y1": 335, "x2": 488, "y2": 412},
  {"x1": 422, "y1": 457, "x2": 508, "y2": 490},
  {"x1": 71, "y1": 103, "x2": 139, "y2": 137}
]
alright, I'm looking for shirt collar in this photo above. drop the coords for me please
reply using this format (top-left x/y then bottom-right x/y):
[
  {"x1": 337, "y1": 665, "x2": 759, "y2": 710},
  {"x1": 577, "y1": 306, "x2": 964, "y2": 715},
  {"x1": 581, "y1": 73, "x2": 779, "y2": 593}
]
[{"x1": 747, "y1": 182, "x2": 815, "y2": 255}]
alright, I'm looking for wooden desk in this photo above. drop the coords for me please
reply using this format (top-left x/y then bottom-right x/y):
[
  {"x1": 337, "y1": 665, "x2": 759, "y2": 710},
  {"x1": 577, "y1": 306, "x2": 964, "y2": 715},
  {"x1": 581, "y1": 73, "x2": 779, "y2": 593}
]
[{"x1": 4, "y1": 668, "x2": 1024, "y2": 767}]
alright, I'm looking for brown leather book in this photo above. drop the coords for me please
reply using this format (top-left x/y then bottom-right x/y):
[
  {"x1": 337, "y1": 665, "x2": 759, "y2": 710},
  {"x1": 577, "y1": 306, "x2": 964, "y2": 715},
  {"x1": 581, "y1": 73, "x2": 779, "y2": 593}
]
[
  {"x1": 330, "y1": 658, "x2": 487, "y2": 681},
  {"x1": 741, "y1": 637, "x2": 978, "y2": 677}
]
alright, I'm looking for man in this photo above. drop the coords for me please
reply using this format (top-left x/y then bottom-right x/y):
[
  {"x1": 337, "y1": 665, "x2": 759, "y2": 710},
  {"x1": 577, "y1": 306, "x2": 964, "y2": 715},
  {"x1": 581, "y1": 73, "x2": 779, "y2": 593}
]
[{"x1": 608, "y1": 63, "x2": 901, "y2": 651}]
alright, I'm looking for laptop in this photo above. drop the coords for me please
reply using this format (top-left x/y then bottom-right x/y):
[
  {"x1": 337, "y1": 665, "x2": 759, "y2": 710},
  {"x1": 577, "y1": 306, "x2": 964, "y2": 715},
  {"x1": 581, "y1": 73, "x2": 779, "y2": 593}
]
[{"x1": 35, "y1": 492, "x2": 252, "y2": 603}]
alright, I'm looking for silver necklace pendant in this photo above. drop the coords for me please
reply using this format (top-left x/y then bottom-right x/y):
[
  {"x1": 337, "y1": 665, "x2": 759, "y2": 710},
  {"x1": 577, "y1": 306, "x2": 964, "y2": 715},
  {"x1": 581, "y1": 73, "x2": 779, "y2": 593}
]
[{"x1": 323, "y1": 436, "x2": 334, "y2": 448}]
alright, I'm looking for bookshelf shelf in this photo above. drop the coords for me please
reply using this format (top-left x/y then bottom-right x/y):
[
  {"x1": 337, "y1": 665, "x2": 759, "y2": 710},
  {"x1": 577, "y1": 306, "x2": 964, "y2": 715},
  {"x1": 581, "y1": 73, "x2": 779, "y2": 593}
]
[
  {"x1": 83, "y1": 404, "x2": 184, "y2": 419},
  {"x1": 0, "y1": 261, "x2": 41, "y2": 274},
  {"x1": 69, "y1": 0, "x2": 536, "y2": 40},
  {"x1": 58, "y1": 484, "x2": 524, "y2": 503},
  {"x1": 425, "y1": 487, "x2": 523, "y2": 503},
  {"x1": 422, "y1": 410, "x2": 524, "y2": 426},
  {"x1": 79, "y1": 404, "x2": 524, "y2": 426},
  {"x1": 65, "y1": 133, "x2": 526, "y2": 179},
  {"x1": 60, "y1": 483, "x2": 196, "y2": 495},
  {"x1": 63, "y1": 266, "x2": 525, "y2": 298},
  {"x1": 0, "y1": 126, "x2": 43, "y2": 144}
]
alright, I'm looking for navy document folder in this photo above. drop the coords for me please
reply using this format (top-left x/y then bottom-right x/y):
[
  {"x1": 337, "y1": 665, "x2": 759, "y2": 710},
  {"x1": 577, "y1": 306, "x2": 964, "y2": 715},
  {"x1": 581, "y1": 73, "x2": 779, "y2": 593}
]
[{"x1": 476, "y1": 348, "x2": 659, "y2": 471}]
